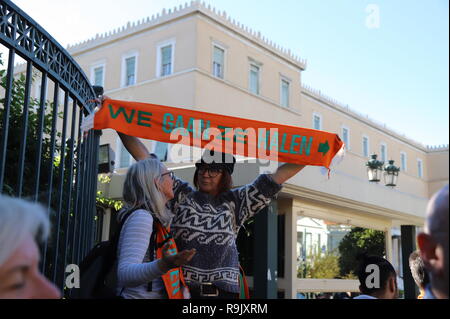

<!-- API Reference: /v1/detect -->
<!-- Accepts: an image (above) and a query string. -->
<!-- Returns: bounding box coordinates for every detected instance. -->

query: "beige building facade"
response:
[12,1,448,298]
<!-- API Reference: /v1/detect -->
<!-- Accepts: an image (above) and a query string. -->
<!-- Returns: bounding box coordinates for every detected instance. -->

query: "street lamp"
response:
[384,160,400,187]
[98,144,115,174]
[366,154,384,182]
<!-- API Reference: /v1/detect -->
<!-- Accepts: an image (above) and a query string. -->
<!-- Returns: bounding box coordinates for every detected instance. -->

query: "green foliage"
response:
[338,227,385,277]
[96,174,123,211]
[0,53,77,284]
[298,251,340,279]
[310,252,340,279]
[0,53,63,198]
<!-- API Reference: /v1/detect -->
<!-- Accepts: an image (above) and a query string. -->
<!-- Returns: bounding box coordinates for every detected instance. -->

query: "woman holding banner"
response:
[117,131,305,299]
[86,97,342,298]
[116,157,196,299]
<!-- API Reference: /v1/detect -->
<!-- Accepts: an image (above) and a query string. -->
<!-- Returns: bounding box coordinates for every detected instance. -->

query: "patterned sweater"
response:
[169,174,282,293]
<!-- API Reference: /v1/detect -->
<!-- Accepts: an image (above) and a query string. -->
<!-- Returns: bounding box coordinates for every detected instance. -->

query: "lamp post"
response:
[366,154,384,182]
[98,144,115,174]
[384,160,400,187]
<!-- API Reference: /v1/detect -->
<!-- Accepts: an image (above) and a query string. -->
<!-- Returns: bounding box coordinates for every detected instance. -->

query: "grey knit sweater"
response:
[169,174,282,293]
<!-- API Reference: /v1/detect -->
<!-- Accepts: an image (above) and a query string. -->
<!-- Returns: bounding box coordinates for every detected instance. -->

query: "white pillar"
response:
[385,227,393,263]
[284,203,297,299]
[101,208,112,241]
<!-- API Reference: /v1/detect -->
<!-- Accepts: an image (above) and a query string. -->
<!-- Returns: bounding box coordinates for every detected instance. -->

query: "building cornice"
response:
[66,1,306,70]
[301,85,449,153]
[281,183,425,226]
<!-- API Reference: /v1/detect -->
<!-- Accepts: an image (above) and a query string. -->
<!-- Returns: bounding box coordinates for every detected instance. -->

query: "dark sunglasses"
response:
[197,167,223,177]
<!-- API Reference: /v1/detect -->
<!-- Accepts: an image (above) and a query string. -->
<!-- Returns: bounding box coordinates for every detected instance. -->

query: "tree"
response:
[338,227,385,277]
[96,173,123,211]
[310,252,341,279]
[297,251,341,279]
[0,53,62,198]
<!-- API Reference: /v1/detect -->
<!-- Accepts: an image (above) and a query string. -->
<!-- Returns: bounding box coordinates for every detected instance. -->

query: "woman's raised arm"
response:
[118,132,151,161]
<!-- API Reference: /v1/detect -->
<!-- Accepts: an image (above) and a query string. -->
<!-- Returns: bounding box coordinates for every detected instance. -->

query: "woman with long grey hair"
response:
[0,195,61,299]
[116,157,196,299]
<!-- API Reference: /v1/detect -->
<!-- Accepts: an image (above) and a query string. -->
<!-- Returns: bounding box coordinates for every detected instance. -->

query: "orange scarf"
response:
[83,99,344,169]
[154,221,189,299]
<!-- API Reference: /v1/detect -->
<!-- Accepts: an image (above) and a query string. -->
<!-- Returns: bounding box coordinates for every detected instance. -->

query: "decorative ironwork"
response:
[0,0,96,111]
[0,0,101,295]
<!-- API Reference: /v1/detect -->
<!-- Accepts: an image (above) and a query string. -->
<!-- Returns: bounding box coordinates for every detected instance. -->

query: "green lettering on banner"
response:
[162,113,174,133]
[137,111,152,127]
[234,128,247,144]
[217,125,232,141]
[175,115,185,129]
[258,129,268,150]
[108,104,135,123]
[299,136,314,156]
[175,115,188,136]
[269,131,279,152]
[280,133,290,154]
[186,118,195,135]
[186,118,206,139]
[290,135,301,154]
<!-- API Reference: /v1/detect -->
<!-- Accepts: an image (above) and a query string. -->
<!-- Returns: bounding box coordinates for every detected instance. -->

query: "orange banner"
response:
[88,99,344,168]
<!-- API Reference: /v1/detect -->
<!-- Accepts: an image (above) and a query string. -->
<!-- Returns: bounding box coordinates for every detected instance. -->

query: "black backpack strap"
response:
[147,220,157,292]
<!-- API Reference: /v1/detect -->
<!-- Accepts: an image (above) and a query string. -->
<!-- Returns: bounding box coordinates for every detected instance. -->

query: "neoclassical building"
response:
[17,1,449,298]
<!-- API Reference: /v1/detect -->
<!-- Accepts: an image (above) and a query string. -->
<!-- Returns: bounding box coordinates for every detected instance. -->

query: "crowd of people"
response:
[0,129,448,300]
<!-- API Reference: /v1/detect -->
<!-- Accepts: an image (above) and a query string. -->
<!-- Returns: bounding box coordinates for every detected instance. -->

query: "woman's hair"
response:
[193,167,233,195]
[0,195,50,266]
[356,253,397,295]
[122,158,173,226]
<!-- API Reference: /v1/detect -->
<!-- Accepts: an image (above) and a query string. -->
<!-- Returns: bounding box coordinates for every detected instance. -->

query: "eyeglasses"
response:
[198,167,223,178]
[161,171,175,180]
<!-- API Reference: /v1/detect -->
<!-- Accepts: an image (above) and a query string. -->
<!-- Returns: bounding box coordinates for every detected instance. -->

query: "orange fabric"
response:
[239,265,250,299]
[93,99,344,168]
[154,221,189,299]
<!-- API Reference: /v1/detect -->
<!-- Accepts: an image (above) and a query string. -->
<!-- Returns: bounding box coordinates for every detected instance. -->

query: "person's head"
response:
[194,149,235,197]
[0,195,61,299]
[417,184,449,299]
[409,250,430,293]
[356,254,398,299]
[123,158,174,226]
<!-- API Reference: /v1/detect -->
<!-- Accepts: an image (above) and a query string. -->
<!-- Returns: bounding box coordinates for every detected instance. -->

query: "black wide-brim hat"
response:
[195,149,236,175]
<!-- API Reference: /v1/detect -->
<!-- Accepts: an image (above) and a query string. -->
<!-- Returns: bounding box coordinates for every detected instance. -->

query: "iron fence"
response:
[0,0,101,294]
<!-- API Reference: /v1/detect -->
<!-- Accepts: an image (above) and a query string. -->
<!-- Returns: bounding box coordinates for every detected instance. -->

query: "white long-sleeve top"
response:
[116,209,166,299]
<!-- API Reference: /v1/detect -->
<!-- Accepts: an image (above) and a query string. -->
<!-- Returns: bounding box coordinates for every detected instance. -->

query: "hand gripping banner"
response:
[82,99,345,169]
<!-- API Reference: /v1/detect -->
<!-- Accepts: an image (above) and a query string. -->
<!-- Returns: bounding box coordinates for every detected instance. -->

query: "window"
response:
[213,45,224,79]
[116,138,133,168]
[94,66,104,86]
[154,142,168,162]
[121,53,138,87]
[362,136,369,157]
[157,40,175,77]
[161,45,172,76]
[380,143,387,163]
[91,63,105,87]
[341,126,350,150]
[281,79,290,107]
[125,56,136,86]
[249,63,260,95]
[313,113,322,130]
[400,152,407,172]
[417,159,423,178]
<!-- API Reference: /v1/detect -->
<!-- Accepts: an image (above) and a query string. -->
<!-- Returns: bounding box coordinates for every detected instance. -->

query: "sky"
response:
[5,0,449,147]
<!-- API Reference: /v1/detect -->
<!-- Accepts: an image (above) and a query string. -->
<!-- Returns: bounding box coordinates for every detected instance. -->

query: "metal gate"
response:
[0,0,101,293]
